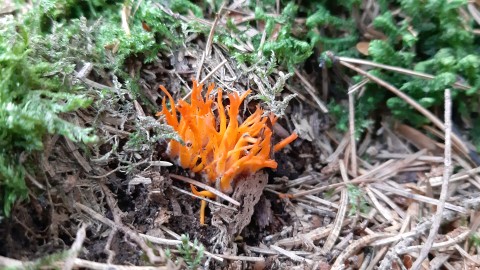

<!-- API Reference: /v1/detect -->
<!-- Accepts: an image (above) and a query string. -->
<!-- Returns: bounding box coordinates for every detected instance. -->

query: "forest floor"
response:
[1,1,480,270]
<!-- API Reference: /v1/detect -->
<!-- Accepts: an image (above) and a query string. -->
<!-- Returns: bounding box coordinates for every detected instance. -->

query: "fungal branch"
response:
[157,80,298,224]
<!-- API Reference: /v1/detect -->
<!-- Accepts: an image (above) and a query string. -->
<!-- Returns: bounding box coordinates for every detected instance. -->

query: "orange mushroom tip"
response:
[157,80,298,224]
[274,132,298,152]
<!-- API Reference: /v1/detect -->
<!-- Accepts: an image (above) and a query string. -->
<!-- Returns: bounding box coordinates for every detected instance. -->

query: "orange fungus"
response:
[158,80,297,224]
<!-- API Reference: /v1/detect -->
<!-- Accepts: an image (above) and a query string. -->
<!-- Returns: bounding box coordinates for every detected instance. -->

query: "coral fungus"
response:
[158,80,297,224]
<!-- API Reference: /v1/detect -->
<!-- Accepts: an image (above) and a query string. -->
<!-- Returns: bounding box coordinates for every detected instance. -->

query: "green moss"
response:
[309,0,480,148]
[0,15,97,216]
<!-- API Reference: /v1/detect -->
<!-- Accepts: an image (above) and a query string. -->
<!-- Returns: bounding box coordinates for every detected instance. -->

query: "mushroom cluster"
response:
[158,81,297,224]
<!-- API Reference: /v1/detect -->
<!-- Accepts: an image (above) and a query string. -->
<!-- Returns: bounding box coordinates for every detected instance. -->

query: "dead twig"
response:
[336,58,469,158]
[372,183,466,213]
[194,3,225,82]
[322,187,348,252]
[76,202,165,264]
[348,85,358,176]
[76,201,221,263]
[275,220,351,248]
[199,59,228,85]
[332,233,395,269]
[216,254,265,262]
[269,245,313,264]
[322,160,350,252]
[63,223,88,270]
[411,89,453,270]
[294,69,329,113]
[170,185,238,211]
[399,228,470,254]
[170,173,240,206]
[183,59,228,100]
[0,256,171,270]
[140,233,224,262]
[337,56,470,90]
